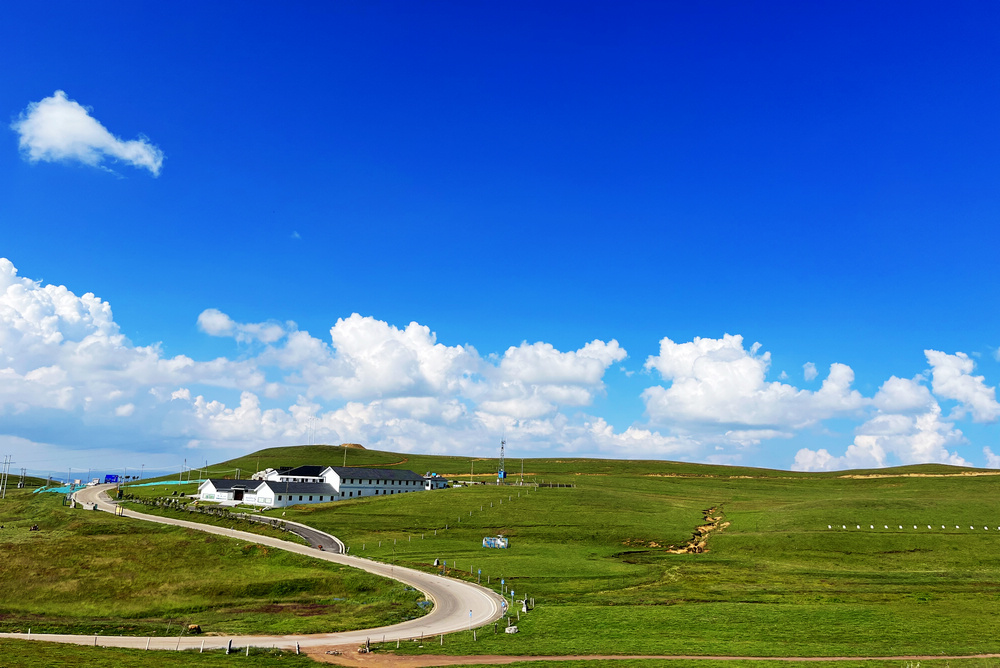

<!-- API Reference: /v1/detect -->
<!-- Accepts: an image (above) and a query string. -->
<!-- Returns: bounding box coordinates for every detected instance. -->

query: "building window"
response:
[277,495,282,501]
[309,496,313,501]
[298,495,303,501]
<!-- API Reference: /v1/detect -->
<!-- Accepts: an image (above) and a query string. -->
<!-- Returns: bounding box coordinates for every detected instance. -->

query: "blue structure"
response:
[482,535,509,548]
[104,474,121,483]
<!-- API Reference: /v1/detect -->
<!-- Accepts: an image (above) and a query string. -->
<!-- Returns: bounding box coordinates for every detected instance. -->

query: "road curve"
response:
[0,484,505,651]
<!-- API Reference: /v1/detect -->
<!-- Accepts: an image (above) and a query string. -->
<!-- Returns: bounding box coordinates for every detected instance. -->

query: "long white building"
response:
[198,464,447,508]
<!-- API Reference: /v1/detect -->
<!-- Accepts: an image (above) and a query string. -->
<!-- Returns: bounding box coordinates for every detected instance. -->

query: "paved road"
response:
[0,484,504,651]
[246,513,345,553]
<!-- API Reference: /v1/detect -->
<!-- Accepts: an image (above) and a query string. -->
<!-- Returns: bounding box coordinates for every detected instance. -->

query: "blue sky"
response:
[2,2,1000,477]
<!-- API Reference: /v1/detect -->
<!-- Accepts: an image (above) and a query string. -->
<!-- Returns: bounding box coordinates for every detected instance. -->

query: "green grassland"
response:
[207,445,1000,658]
[0,487,425,637]
[0,639,314,667]
[14,444,1000,661]
[0,643,992,668]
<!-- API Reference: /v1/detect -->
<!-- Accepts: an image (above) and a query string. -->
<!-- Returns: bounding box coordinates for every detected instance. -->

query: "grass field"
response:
[0,639,315,667]
[203,445,1000,658]
[3,641,996,668]
[0,486,425,637]
[15,444,1000,661]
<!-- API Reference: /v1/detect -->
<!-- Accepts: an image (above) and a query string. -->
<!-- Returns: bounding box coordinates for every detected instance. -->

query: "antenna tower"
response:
[497,437,507,484]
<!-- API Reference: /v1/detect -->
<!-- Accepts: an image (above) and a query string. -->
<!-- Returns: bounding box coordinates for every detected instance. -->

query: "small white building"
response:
[197,479,261,504]
[424,474,449,490]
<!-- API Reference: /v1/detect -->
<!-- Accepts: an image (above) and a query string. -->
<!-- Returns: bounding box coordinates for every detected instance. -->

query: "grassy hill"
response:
[138,443,1000,658]
[207,442,988,481]
[0,486,425,637]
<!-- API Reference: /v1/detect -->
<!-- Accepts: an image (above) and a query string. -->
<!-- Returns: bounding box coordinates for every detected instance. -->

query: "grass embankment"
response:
[0,488,425,636]
[213,447,1000,658]
[0,639,313,667]
[116,482,310,546]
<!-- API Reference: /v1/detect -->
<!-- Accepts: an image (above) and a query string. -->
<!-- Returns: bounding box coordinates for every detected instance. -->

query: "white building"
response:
[254,480,339,508]
[199,465,445,508]
[197,479,261,504]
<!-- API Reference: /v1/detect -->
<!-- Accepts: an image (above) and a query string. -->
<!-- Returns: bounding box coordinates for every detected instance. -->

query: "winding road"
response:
[0,484,505,652]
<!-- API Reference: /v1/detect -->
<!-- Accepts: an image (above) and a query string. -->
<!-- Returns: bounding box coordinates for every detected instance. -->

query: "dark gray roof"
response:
[258,481,339,495]
[329,467,424,481]
[205,479,261,492]
[280,465,326,477]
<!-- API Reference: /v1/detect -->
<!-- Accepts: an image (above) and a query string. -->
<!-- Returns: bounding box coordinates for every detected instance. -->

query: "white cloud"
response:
[7,258,1000,471]
[0,259,262,421]
[11,91,163,175]
[497,340,625,385]
[925,349,1000,422]
[984,447,1000,469]
[641,335,864,433]
[872,376,935,414]
[793,403,967,471]
[793,372,976,472]
[0,262,637,466]
[803,362,818,381]
[197,308,287,344]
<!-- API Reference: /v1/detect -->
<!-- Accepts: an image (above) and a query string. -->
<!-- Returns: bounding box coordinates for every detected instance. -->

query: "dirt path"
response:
[305,645,1000,666]
[664,506,729,554]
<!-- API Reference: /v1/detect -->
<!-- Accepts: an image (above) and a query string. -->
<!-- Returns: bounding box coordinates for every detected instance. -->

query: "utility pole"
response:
[0,455,10,499]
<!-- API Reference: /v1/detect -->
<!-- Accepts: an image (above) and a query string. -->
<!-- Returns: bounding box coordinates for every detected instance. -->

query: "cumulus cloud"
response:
[197,308,287,344]
[803,362,818,381]
[11,90,163,175]
[925,349,1000,422]
[7,257,1000,471]
[872,376,935,414]
[641,334,864,434]
[793,369,977,472]
[793,403,967,471]
[0,258,262,421]
[984,446,1000,469]
[0,260,636,467]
